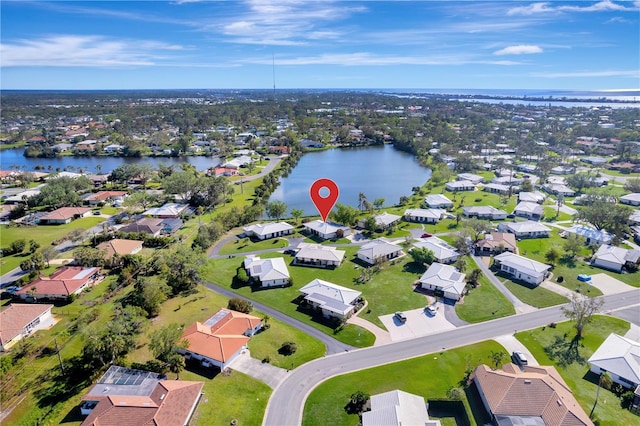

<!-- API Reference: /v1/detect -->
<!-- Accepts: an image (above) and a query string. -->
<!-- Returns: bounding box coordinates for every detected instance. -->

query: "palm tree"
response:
[590,371,613,418]
[358,192,367,211]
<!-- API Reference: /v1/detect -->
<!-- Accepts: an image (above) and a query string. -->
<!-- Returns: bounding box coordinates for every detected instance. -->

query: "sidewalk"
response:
[231,350,289,389]
[347,301,391,346]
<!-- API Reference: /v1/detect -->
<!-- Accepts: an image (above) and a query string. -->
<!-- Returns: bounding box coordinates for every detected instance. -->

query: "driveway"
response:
[588,273,637,295]
[493,334,539,366]
[230,350,288,389]
[380,305,456,342]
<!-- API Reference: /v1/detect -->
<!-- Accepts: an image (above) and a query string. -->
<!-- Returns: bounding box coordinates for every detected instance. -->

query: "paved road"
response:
[610,304,640,326]
[0,267,27,287]
[202,281,354,355]
[263,289,640,426]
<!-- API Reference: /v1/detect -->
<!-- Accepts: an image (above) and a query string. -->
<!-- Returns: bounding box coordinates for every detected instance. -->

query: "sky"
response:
[1,0,639,91]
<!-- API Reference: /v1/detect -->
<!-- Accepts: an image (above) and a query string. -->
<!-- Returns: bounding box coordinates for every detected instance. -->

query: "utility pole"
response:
[54,337,65,373]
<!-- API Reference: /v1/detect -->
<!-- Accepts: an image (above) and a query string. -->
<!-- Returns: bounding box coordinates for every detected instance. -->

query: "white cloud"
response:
[493,45,543,55]
[531,70,639,78]
[0,35,186,67]
[508,0,639,16]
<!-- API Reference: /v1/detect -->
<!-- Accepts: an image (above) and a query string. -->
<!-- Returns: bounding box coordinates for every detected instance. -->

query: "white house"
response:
[143,203,191,218]
[562,225,612,246]
[299,279,361,320]
[362,390,441,426]
[244,256,290,287]
[293,243,346,267]
[620,193,640,206]
[457,173,484,184]
[404,208,445,224]
[483,183,511,195]
[359,212,401,230]
[588,333,640,389]
[413,237,459,264]
[542,183,575,197]
[303,220,351,240]
[513,201,544,220]
[424,194,453,209]
[445,180,476,192]
[493,252,551,285]
[498,221,551,238]
[0,304,55,351]
[493,175,524,186]
[462,206,508,220]
[518,191,546,204]
[591,244,640,273]
[357,238,404,265]
[419,263,466,301]
[243,222,294,240]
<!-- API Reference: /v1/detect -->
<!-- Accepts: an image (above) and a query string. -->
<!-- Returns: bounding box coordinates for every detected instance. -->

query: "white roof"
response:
[303,220,349,235]
[243,256,290,281]
[458,173,483,182]
[446,180,475,189]
[588,333,640,385]
[462,206,507,216]
[363,389,439,426]
[514,201,544,215]
[500,221,551,234]
[404,208,445,220]
[518,191,546,203]
[418,263,466,296]
[357,238,402,259]
[243,222,293,237]
[593,244,629,265]
[373,212,401,227]
[143,203,189,217]
[413,237,458,261]
[424,194,453,207]
[621,193,640,203]
[565,226,612,244]
[299,279,361,315]
[483,183,510,192]
[295,243,346,262]
[494,252,551,276]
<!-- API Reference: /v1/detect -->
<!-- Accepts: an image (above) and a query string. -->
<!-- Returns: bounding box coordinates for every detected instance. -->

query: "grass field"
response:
[455,259,516,323]
[0,217,106,274]
[515,315,634,426]
[303,340,507,426]
[219,236,289,255]
[502,278,569,307]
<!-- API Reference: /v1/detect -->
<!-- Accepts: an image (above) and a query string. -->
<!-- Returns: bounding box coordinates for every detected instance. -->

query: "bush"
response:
[278,341,297,356]
[228,297,252,314]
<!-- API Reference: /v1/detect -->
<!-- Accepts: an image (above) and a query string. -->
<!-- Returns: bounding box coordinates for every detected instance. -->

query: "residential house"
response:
[562,225,612,245]
[84,191,127,205]
[103,144,125,153]
[119,218,164,236]
[518,191,546,204]
[0,204,17,221]
[492,175,524,186]
[588,333,640,389]
[85,174,108,187]
[629,210,640,226]
[293,243,345,268]
[457,173,484,184]
[542,183,576,197]
[52,143,73,152]
[498,221,551,239]
[38,207,92,225]
[404,208,445,224]
[212,167,239,177]
[493,252,551,285]
[476,232,518,255]
[356,238,404,265]
[620,193,640,206]
[143,203,191,218]
[303,220,351,240]
[418,263,466,301]
[299,279,361,320]
[445,180,476,192]
[359,212,401,230]
[244,256,290,287]
[413,236,459,264]
[268,145,290,155]
[483,183,511,195]
[222,155,254,169]
[180,309,262,370]
[16,266,100,301]
[472,363,592,426]
[0,304,55,351]
[362,390,441,426]
[591,244,640,273]
[96,239,143,261]
[513,201,544,220]
[517,164,537,173]
[424,194,453,209]
[243,222,294,240]
[551,165,575,175]
[80,365,203,425]
[581,156,608,166]
[462,206,507,220]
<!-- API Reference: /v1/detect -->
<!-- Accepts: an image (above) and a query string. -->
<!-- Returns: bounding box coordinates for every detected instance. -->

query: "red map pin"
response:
[310,178,339,222]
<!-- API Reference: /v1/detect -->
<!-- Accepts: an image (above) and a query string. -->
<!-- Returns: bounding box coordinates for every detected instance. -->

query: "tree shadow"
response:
[59,406,84,424]
[403,261,426,274]
[559,256,577,268]
[544,334,586,367]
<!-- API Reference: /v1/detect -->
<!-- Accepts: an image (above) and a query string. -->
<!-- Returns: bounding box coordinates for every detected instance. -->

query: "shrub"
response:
[228,297,252,314]
[279,341,297,356]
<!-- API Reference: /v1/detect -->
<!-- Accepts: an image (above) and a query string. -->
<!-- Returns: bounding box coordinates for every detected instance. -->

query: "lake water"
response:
[268,145,431,216]
[0,149,220,173]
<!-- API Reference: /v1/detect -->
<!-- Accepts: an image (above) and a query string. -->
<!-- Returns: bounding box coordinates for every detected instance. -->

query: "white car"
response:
[425,306,437,316]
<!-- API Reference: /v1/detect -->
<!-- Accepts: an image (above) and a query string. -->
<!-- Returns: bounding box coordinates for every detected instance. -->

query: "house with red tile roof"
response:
[96,239,143,259]
[180,309,262,370]
[38,207,92,224]
[84,191,128,205]
[472,363,592,426]
[0,304,55,351]
[80,365,203,426]
[16,266,100,301]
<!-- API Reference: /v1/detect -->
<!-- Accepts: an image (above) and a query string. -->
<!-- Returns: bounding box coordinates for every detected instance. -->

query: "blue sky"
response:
[1,0,639,90]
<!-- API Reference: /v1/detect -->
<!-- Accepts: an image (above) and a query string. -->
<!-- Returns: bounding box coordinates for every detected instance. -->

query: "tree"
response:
[410,247,435,266]
[162,171,206,203]
[40,246,58,268]
[398,195,410,206]
[466,268,482,287]
[624,178,640,193]
[265,200,288,220]
[490,350,506,369]
[149,323,188,364]
[358,192,368,211]
[363,216,378,232]
[132,278,169,317]
[464,218,491,242]
[279,341,297,356]
[520,179,533,192]
[161,246,203,295]
[347,391,370,414]
[566,173,596,194]
[454,257,467,273]
[577,199,631,234]
[20,252,45,272]
[28,240,40,254]
[166,352,186,379]
[123,191,158,212]
[290,208,304,224]
[561,294,604,338]
[544,248,560,266]
[373,198,385,210]
[228,297,253,314]
[8,239,26,255]
[590,372,613,418]
[330,203,359,226]
[73,247,106,267]
[563,234,584,259]
[447,387,464,401]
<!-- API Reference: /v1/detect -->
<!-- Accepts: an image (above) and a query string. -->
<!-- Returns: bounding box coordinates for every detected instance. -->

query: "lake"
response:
[267,145,431,216]
[0,149,220,173]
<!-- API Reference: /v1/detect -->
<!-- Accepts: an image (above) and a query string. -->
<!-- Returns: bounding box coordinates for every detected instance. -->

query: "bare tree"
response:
[561,294,604,338]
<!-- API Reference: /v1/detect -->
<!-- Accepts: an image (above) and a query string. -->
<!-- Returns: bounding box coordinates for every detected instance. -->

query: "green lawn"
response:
[515,315,634,426]
[0,217,106,274]
[455,259,515,323]
[219,236,289,255]
[502,278,569,307]
[303,340,507,426]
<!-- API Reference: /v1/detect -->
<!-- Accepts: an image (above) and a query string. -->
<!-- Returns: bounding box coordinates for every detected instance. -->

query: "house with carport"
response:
[244,255,290,287]
[462,206,507,220]
[483,183,511,195]
[293,243,345,268]
[518,191,546,204]
[358,212,401,230]
[620,193,640,206]
[498,221,551,239]
[424,194,453,209]
[588,333,640,390]
[38,207,92,225]
[513,201,544,220]
[418,263,466,302]
[303,220,351,240]
[493,252,550,285]
[243,222,294,240]
[16,266,100,301]
[413,237,459,264]
[299,279,361,320]
[476,232,517,255]
[356,238,404,265]
[96,238,143,260]
[445,180,476,192]
[591,244,640,273]
[0,304,55,351]
[404,208,445,224]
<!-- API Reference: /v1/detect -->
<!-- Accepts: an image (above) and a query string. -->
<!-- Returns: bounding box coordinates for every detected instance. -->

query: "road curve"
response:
[263,289,640,426]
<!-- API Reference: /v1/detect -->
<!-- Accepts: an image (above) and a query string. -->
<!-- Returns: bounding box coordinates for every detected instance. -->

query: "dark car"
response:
[421,233,432,238]
[394,312,407,323]
[506,214,516,219]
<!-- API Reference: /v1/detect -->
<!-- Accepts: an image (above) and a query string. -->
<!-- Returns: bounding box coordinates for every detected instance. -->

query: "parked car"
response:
[577,274,591,282]
[506,214,516,219]
[425,306,437,316]
[4,286,19,294]
[394,311,407,323]
[512,351,528,366]
[421,233,432,238]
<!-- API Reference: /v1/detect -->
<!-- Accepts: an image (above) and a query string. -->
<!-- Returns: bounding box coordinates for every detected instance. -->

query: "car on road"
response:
[93,210,101,215]
[506,214,516,219]
[512,351,528,366]
[421,233,432,238]
[577,274,591,282]
[425,306,437,316]
[394,311,407,323]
